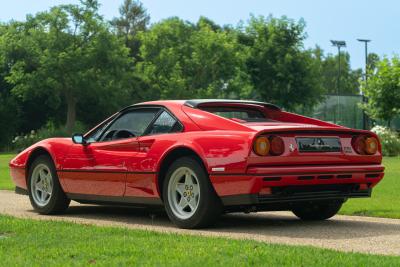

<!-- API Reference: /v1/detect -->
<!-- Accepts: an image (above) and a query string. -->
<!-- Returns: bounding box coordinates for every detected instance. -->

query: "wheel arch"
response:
[156,146,209,200]
[25,147,54,184]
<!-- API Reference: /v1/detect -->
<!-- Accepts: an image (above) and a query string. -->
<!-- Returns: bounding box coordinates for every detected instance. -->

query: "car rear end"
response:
[220,127,384,212]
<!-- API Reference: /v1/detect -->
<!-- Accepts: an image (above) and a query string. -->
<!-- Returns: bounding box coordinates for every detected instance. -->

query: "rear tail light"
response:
[269,136,285,155]
[254,136,270,156]
[352,135,378,155]
[365,137,378,154]
[253,135,284,156]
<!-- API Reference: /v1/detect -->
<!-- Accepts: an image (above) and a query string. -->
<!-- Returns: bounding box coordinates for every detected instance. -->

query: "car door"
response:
[125,109,183,198]
[61,108,160,197]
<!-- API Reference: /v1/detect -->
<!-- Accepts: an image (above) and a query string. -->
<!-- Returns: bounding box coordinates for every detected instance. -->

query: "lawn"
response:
[0,154,14,190]
[0,154,399,219]
[340,157,400,219]
[0,215,398,266]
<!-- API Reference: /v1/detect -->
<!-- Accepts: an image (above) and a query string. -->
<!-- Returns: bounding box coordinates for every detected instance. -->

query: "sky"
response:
[0,0,399,70]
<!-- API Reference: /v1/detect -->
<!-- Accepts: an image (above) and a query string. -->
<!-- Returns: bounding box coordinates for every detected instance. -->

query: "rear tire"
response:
[292,200,343,221]
[27,155,70,214]
[163,157,222,229]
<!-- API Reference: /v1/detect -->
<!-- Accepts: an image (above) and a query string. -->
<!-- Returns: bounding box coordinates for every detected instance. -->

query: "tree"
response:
[136,17,252,99]
[361,56,400,126]
[4,0,133,133]
[312,47,362,95]
[367,53,380,73]
[242,16,324,110]
[111,0,150,58]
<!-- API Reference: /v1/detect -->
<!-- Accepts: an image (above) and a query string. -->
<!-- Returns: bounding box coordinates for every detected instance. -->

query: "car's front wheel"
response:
[163,157,222,229]
[291,200,343,221]
[28,155,70,214]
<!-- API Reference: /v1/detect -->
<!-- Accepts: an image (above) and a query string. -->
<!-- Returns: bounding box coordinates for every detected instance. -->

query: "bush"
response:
[12,121,86,152]
[371,125,400,156]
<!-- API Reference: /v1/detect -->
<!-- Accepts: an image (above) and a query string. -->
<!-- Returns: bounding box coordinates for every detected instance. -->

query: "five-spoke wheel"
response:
[28,155,70,214]
[163,157,222,229]
[167,167,200,219]
[31,164,53,207]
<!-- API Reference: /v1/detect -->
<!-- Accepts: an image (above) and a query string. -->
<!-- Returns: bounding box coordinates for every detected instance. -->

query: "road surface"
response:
[1,190,399,256]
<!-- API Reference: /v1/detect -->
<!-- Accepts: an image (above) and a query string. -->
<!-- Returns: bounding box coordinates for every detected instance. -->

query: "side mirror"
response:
[72,133,87,145]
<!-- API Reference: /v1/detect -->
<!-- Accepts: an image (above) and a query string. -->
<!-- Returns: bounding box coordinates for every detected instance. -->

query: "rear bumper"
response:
[210,164,384,206]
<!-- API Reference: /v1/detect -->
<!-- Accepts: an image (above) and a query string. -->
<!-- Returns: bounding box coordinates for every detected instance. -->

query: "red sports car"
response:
[10,100,384,228]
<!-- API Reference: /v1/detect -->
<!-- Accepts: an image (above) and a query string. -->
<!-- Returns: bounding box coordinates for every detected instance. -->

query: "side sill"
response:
[66,193,163,206]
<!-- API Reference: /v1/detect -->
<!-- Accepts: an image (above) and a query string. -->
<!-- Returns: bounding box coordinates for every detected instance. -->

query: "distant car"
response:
[10,100,384,228]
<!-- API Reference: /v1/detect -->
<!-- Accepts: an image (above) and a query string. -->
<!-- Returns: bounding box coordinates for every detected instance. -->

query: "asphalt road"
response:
[1,190,399,256]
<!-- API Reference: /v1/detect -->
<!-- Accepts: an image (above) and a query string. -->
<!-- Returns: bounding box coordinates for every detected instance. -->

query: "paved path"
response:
[1,190,399,256]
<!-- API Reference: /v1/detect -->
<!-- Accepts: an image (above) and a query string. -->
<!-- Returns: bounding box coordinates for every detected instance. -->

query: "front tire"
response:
[163,157,222,229]
[27,155,70,214]
[292,200,343,221]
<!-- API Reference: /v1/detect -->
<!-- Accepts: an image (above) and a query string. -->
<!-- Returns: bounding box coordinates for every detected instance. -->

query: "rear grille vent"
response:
[263,177,282,182]
[298,176,314,180]
[337,174,352,179]
[365,173,380,179]
[317,175,334,180]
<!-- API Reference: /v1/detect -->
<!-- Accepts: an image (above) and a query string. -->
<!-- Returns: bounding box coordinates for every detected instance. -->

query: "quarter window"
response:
[148,111,179,135]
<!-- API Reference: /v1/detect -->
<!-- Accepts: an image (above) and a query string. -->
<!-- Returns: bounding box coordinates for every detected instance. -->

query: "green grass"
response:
[0,215,399,266]
[0,154,14,190]
[1,153,400,219]
[340,157,400,219]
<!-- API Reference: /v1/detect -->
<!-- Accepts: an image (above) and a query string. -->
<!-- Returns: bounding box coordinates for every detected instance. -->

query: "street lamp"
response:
[357,39,371,130]
[330,40,346,123]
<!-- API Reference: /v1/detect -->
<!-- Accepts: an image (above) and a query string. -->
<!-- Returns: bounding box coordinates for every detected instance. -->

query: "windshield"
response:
[199,107,271,122]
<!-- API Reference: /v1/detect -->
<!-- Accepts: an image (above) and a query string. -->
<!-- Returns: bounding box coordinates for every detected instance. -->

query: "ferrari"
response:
[9,99,384,228]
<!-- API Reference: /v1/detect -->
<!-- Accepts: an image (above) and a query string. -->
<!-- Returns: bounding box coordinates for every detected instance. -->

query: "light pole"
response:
[330,40,346,123]
[357,39,371,129]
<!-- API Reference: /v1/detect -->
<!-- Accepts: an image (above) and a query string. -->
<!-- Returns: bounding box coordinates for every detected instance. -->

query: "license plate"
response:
[296,137,341,153]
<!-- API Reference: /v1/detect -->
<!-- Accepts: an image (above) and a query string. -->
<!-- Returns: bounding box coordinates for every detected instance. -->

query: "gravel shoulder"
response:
[1,190,399,256]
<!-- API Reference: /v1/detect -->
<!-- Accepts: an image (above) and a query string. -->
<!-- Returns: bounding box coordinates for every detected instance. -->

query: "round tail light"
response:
[352,136,378,155]
[269,136,285,155]
[365,137,378,155]
[254,136,270,156]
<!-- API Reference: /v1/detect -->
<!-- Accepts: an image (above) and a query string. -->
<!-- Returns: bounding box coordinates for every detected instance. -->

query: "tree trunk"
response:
[65,90,77,135]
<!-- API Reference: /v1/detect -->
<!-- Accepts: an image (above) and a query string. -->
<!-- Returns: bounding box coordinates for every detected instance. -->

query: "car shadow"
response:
[35,202,400,241]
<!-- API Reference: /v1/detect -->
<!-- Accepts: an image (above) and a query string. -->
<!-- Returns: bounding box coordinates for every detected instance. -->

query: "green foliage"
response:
[312,46,363,95]
[111,0,150,58]
[361,56,400,124]
[11,122,87,151]
[0,1,371,150]
[3,0,134,134]
[136,17,252,99]
[242,16,324,110]
[371,125,400,156]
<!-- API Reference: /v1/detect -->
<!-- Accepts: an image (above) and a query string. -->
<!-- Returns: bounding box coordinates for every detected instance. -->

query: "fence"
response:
[297,94,364,129]
[300,94,400,130]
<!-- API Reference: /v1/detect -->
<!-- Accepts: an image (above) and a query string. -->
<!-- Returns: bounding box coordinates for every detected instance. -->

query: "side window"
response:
[147,111,180,135]
[101,109,159,141]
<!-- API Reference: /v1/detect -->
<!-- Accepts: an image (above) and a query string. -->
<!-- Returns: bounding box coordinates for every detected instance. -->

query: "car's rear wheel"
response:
[28,155,70,214]
[163,157,222,229]
[291,200,343,221]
